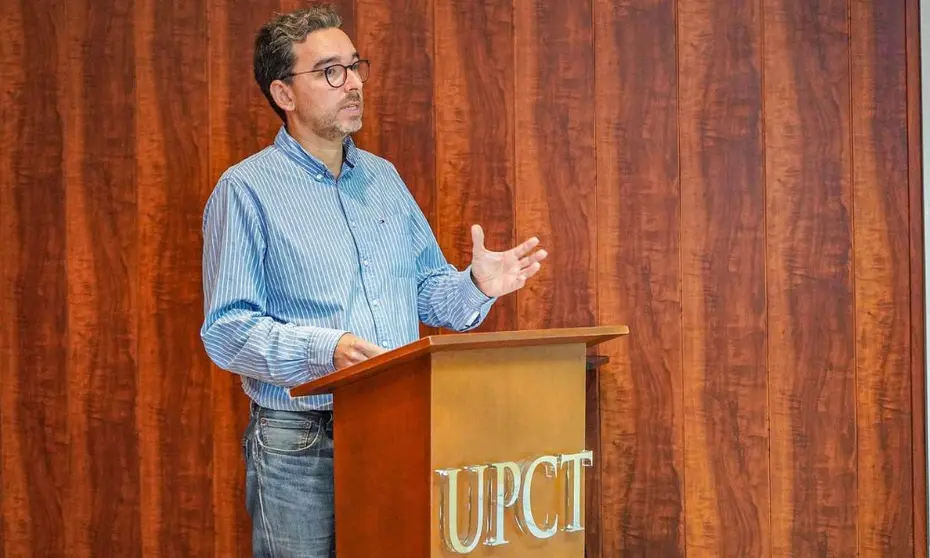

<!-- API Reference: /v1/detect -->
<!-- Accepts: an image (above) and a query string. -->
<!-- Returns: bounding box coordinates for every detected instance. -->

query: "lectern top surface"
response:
[288,325,628,398]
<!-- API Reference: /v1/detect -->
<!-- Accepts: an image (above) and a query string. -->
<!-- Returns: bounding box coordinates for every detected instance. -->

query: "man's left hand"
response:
[469,224,548,298]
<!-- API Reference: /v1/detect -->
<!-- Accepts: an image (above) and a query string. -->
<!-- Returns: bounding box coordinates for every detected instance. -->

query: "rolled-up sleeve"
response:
[200,177,346,386]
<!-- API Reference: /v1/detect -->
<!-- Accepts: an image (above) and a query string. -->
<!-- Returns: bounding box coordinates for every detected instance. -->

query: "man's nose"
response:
[343,68,363,91]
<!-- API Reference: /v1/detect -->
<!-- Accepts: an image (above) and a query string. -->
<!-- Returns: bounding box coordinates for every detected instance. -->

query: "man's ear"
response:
[269,80,295,113]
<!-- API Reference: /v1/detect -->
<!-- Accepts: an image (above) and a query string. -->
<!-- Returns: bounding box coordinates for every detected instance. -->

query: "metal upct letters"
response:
[435,450,594,554]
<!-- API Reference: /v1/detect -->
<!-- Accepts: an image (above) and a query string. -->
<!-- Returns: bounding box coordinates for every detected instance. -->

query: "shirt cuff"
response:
[461,266,495,308]
[305,327,348,378]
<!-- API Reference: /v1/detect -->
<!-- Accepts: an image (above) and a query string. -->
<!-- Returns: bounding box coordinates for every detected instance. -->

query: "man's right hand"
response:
[333,333,387,370]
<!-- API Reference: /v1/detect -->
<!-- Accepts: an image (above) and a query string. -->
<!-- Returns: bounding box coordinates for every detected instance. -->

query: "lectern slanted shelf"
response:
[289,325,629,557]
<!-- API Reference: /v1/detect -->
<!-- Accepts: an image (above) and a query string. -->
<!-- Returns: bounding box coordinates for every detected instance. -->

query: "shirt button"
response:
[380,340,390,348]
[362,259,370,266]
[349,220,357,228]
[372,299,380,307]
[316,173,323,180]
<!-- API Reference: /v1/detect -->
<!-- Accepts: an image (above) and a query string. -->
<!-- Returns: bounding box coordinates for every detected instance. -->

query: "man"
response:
[200,4,547,557]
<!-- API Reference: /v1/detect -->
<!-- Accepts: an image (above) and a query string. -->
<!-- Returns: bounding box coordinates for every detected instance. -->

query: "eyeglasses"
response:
[281,59,371,88]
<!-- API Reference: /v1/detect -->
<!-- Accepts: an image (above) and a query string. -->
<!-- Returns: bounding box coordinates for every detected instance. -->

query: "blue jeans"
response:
[244,403,335,557]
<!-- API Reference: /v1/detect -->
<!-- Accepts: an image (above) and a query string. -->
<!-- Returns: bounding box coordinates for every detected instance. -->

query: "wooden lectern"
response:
[289,325,629,557]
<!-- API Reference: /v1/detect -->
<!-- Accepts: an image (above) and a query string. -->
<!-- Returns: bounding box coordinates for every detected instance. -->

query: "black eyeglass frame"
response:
[280,59,371,88]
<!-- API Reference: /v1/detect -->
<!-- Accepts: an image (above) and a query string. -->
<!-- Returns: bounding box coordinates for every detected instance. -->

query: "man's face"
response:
[284,28,364,140]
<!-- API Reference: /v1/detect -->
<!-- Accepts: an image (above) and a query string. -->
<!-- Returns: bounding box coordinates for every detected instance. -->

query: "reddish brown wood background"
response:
[1,0,926,555]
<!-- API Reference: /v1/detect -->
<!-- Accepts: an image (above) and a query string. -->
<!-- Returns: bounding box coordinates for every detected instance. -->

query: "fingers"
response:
[522,261,542,278]
[473,227,543,261]
[503,260,544,294]
[518,248,548,269]
[516,261,543,286]
[333,333,387,369]
[355,337,387,358]
[334,350,366,370]
[511,236,540,259]
[471,224,486,252]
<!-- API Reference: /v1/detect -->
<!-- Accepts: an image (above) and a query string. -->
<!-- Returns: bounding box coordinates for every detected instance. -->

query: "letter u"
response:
[436,465,488,554]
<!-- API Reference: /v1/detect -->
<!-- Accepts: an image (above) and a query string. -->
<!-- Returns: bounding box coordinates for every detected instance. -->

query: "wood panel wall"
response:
[1,0,925,556]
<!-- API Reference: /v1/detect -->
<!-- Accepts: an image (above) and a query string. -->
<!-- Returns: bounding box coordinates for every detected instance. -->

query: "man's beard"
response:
[313,96,363,141]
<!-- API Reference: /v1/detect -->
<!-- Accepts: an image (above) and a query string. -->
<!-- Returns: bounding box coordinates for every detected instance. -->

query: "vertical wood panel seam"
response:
[62,5,73,550]
[674,0,687,555]
[510,0,520,298]
[904,0,929,549]
[590,0,598,335]
[206,0,215,552]
[905,0,921,547]
[591,0,598,336]
[760,0,772,556]
[511,0,519,331]
[133,0,143,550]
[589,0,601,555]
[430,0,438,283]
[62,3,73,548]
[132,5,142,551]
[846,0,860,555]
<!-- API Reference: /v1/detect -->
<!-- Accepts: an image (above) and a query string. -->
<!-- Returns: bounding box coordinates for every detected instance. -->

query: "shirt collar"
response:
[274,125,359,178]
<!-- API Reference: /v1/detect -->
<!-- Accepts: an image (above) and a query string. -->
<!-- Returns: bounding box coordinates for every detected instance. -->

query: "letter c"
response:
[517,455,559,539]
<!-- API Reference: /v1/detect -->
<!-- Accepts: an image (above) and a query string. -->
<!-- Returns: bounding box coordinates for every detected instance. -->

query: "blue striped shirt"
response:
[200,126,496,411]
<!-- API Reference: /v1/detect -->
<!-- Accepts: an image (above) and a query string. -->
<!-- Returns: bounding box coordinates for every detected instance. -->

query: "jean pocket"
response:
[256,416,323,454]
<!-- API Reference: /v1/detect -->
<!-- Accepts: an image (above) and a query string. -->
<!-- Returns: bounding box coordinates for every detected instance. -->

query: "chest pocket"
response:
[374,212,416,278]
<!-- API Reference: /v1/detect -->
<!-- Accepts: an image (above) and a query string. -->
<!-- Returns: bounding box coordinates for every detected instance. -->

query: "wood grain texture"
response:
[515,0,596,331]
[851,0,914,555]
[906,0,928,553]
[0,2,21,555]
[135,0,213,554]
[764,0,857,555]
[334,356,432,556]
[679,1,769,556]
[332,0,355,43]
[209,0,294,170]
[0,2,69,555]
[593,0,683,556]
[63,0,140,555]
[434,0,515,333]
[354,0,434,222]
[0,3,11,547]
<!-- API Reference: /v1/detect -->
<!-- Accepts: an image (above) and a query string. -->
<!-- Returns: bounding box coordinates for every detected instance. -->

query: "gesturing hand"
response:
[333,333,386,370]
[469,224,548,298]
